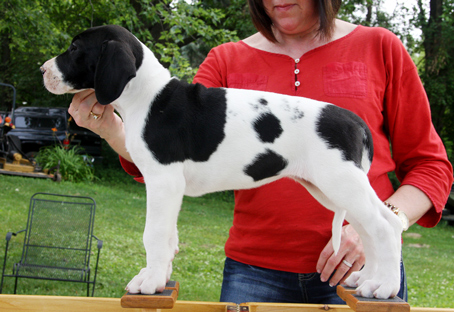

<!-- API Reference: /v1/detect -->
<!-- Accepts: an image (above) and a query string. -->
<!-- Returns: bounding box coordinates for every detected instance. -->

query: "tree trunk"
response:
[0,28,12,109]
[420,0,445,135]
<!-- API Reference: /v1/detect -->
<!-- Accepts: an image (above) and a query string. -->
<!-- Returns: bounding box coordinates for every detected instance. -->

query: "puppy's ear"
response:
[95,40,137,105]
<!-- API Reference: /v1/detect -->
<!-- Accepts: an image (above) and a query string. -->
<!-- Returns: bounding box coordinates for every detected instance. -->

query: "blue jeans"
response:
[220,257,408,304]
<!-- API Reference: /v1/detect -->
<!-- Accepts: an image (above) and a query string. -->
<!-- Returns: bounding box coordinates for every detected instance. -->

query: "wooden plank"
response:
[0,295,126,312]
[1,295,453,312]
[245,302,351,312]
[0,295,230,312]
[337,286,410,312]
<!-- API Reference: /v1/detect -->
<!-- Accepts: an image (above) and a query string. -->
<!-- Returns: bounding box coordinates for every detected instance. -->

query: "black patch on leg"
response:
[244,149,288,181]
[253,113,283,143]
[143,79,227,164]
[316,105,373,168]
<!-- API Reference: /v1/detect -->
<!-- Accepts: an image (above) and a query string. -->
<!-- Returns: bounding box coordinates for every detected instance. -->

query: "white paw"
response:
[344,267,399,299]
[356,279,399,299]
[373,282,399,299]
[344,271,361,287]
[356,280,381,298]
[354,275,400,299]
[126,266,169,294]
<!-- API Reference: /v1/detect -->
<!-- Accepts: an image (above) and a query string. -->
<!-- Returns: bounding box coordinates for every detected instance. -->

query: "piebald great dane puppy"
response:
[41,25,403,299]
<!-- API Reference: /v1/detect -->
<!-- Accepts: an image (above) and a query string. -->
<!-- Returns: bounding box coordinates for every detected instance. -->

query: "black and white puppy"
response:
[41,25,402,299]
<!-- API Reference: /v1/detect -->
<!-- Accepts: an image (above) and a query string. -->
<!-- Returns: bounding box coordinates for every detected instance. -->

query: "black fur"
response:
[56,25,143,104]
[143,79,227,165]
[259,98,268,106]
[244,149,288,181]
[253,112,283,143]
[291,107,305,121]
[316,105,373,168]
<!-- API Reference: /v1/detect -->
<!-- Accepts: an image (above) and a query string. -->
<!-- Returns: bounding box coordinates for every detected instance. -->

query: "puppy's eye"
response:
[69,44,78,52]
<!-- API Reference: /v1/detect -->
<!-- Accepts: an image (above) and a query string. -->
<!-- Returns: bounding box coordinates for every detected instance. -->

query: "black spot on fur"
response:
[292,108,304,121]
[316,105,373,168]
[253,113,283,143]
[259,98,268,106]
[244,149,288,181]
[143,79,227,164]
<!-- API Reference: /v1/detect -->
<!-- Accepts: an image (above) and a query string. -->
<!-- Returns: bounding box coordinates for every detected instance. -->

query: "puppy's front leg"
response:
[127,169,185,294]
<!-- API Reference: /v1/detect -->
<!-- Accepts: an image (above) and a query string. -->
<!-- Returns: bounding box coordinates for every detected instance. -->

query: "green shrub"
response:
[35,145,95,182]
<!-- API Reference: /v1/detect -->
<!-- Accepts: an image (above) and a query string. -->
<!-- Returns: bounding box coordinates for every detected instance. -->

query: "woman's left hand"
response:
[316,224,365,286]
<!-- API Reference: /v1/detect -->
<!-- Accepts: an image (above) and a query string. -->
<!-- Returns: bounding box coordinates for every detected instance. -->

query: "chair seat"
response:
[13,263,90,281]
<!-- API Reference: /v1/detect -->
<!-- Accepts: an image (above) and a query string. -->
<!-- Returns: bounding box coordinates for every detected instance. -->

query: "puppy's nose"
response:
[40,66,46,75]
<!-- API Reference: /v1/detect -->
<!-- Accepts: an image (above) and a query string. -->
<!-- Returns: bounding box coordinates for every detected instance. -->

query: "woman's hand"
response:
[69,89,133,162]
[316,224,365,287]
[69,90,121,140]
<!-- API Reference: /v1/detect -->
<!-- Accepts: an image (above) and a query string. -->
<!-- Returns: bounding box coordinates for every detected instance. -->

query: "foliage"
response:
[0,0,246,108]
[414,0,454,160]
[2,0,453,161]
[35,145,95,182]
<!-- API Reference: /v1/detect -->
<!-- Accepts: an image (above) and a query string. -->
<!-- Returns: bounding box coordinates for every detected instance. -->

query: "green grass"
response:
[402,222,454,308]
[0,173,232,301]
[1,171,454,308]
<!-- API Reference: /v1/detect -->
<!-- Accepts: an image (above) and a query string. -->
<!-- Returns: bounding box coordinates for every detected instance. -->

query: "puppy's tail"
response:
[332,209,346,255]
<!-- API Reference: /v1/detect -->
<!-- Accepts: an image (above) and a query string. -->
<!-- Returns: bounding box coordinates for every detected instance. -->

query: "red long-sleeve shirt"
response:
[120,25,452,273]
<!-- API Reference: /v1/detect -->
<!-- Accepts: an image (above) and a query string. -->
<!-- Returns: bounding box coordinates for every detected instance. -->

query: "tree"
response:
[415,0,454,158]
[0,0,246,107]
[1,0,453,162]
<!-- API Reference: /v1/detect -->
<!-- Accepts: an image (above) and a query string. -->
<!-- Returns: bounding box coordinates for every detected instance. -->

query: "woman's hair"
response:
[248,0,342,42]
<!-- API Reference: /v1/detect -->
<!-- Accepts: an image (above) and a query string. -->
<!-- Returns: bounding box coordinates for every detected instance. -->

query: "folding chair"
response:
[1,192,102,296]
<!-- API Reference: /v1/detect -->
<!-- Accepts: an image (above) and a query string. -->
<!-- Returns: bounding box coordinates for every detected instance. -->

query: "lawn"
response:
[1,172,453,308]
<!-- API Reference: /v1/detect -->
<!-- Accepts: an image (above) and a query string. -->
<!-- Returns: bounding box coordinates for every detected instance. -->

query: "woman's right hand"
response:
[69,89,123,141]
[69,89,133,162]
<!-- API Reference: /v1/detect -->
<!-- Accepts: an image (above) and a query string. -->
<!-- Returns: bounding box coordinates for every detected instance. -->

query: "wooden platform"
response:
[337,286,410,312]
[1,294,453,312]
[121,281,179,310]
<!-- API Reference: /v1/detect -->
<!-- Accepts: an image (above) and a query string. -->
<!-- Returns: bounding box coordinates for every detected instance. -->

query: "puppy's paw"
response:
[126,267,167,294]
[344,271,361,288]
[356,280,380,298]
[373,283,399,299]
[356,279,399,299]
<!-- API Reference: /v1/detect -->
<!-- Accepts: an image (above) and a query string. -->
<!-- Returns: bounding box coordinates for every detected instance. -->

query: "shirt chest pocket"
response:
[323,62,368,98]
[227,73,268,91]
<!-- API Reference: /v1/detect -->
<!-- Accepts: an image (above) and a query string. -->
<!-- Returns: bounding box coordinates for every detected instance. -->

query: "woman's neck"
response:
[243,19,357,60]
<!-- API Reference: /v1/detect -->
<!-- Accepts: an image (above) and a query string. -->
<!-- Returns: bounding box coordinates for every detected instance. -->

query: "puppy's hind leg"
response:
[313,167,401,299]
[293,178,346,255]
[296,161,402,299]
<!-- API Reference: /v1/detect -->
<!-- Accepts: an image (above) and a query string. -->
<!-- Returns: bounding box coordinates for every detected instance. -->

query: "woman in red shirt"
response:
[68,0,452,304]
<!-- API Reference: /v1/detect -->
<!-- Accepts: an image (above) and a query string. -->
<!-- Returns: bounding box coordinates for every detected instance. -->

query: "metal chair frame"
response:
[1,192,102,296]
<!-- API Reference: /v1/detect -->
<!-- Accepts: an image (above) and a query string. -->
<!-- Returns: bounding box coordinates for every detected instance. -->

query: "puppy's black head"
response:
[56,25,143,104]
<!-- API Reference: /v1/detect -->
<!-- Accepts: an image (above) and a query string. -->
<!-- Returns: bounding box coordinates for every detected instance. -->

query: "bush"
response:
[35,145,95,182]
